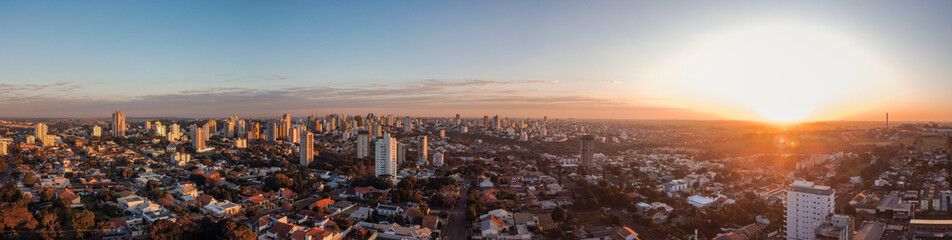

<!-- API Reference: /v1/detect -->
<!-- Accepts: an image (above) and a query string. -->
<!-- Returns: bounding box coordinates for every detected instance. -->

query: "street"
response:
[445,179,472,240]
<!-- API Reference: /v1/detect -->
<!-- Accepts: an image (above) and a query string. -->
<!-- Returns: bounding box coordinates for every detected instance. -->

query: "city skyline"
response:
[3,1,952,121]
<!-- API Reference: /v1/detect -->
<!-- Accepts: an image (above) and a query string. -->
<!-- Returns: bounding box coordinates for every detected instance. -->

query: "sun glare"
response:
[672,22,884,122]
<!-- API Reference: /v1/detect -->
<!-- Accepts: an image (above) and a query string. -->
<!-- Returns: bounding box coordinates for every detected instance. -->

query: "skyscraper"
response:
[191,124,207,153]
[404,117,413,132]
[169,124,180,141]
[112,111,126,137]
[34,123,47,140]
[282,113,292,137]
[357,130,370,158]
[300,128,314,166]
[397,142,407,165]
[580,134,595,170]
[92,125,102,137]
[785,181,835,240]
[0,138,12,156]
[432,152,444,167]
[375,132,397,178]
[418,136,428,166]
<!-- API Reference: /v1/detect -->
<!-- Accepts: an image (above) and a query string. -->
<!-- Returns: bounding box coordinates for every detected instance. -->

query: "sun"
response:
[671,21,882,122]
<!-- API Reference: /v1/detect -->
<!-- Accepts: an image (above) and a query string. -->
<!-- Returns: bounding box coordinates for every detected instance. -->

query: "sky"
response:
[1,1,951,121]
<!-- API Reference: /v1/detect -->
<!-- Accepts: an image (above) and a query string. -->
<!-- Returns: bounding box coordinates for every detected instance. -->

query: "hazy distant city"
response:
[3,1,952,240]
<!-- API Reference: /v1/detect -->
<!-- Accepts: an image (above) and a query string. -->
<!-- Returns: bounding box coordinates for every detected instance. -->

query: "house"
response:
[611,226,640,240]
[422,215,440,231]
[339,186,377,199]
[277,188,298,200]
[376,204,404,216]
[349,207,373,221]
[244,194,269,207]
[203,200,241,218]
[50,188,82,206]
[308,198,335,209]
[404,207,425,222]
[479,178,495,188]
[365,222,432,240]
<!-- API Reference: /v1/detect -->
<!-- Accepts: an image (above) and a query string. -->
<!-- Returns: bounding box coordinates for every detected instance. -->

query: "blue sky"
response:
[1,1,951,120]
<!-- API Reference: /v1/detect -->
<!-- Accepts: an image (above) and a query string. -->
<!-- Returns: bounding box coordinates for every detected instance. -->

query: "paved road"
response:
[446,180,472,240]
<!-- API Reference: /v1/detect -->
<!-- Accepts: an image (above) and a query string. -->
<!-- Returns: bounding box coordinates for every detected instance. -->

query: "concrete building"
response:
[786,181,835,240]
[432,152,444,167]
[580,134,595,170]
[375,133,397,179]
[112,110,126,137]
[300,129,314,166]
[418,136,428,166]
[357,130,371,158]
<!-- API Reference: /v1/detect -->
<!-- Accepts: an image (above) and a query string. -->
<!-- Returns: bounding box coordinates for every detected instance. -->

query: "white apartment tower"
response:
[92,125,102,137]
[300,129,314,166]
[785,181,835,240]
[375,132,397,178]
[418,136,428,166]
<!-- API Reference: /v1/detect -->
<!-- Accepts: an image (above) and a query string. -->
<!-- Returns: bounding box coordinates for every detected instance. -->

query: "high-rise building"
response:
[34,123,47,140]
[112,111,126,137]
[397,143,407,165]
[191,124,207,153]
[267,122,278,142]
[248,122,260,140]
[418,136,428,166]
[92,125,102,137]
[404,117,413,132]
[169,124,181,141]
[281,113,292,137]
[580,134,595,169]
[0,138,12,156]
[207,120,218,136]
[455,114,461,125]
[357,130,370,158]
[290,125,301,143]
[375,132,397,178]
[785,181,835,240]
[300,129,314,166]
[145,121,152,131]
[492,115,500,129]
[483,115,490,128]
[432,152,444,167]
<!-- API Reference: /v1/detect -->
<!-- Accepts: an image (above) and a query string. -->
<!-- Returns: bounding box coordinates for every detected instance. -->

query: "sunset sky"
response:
[1,1,951,121]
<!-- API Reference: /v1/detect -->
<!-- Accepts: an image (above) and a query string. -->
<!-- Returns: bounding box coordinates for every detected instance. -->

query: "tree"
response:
[220,221,256,240]
[0,206,37,232]
[23,173,35,187]
[465,205,478,221]
[149,219,183,240]
[69,210,96,239]
[551,206,567,222]
[37,212,60,240]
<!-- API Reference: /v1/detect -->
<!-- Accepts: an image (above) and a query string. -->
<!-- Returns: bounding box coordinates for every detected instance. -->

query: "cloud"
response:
[0,79,697,119]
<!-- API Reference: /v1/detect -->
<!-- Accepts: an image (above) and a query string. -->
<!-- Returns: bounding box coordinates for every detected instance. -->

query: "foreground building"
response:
[786,181,835,240]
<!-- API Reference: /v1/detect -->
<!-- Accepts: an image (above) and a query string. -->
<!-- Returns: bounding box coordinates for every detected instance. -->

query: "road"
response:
[445,179,472,240]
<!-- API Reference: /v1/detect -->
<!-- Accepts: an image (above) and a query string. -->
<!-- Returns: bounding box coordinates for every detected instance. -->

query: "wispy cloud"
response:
[0,79,696,118]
